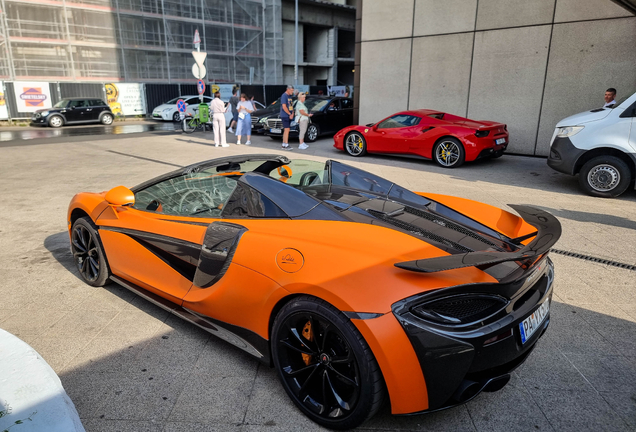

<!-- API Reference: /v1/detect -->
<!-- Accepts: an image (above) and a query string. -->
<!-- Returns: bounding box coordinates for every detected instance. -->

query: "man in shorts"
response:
[280,85,294,150]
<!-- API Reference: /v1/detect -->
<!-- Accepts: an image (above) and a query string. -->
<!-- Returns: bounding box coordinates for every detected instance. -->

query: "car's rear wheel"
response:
[306,124,319,143]
[48,115,63,128]
[433,137,465,168]
[70,217,111,287]
[344,132,367,157]
[100,113,113,125]
[271,296,385,430]
[579,155,631,198]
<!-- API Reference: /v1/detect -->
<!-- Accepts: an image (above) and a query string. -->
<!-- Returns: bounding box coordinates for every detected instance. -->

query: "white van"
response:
[547,90,636,197]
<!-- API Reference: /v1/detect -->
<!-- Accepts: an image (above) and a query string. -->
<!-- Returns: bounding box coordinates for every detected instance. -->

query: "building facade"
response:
[356,0,636,156]
[0,0,283,84]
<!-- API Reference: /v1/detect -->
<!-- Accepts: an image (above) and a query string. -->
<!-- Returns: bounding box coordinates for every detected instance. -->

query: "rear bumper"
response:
[463,133,509,161]
[393,259,554,412]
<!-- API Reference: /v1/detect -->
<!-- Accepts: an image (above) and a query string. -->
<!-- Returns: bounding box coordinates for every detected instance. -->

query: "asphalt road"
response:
[0,132,635,432]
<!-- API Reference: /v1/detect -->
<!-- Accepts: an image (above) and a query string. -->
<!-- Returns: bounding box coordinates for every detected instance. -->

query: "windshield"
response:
[614,89,636,109]
[165,97,181,104]
[53,100,69,108]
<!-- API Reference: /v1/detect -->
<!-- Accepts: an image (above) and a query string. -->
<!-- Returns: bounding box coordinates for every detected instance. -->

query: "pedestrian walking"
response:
[210,92,229,147]
[295,92,313,150]
[235,93,254,145]
[280,85,294,150]
[228,88,239,133]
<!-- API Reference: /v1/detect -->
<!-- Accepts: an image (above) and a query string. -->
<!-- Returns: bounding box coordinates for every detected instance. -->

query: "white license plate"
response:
[270,128,281,134]
[519,300,550,344]
[496,138,506,145]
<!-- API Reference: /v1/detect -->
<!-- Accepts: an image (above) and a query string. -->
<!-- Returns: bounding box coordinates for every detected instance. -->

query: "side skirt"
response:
[110,275,271,364]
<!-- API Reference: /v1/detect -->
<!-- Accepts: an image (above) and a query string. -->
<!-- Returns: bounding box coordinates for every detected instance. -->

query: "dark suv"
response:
[30,98,114,128]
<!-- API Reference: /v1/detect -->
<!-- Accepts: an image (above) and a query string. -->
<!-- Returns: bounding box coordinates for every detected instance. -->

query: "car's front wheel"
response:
[100,113,113,125]
[48,115,63,128]
[433,137,465,168]
[306,124,319,143]
[579,155,631,198]
[271,296,385,430]
[344,132,367,157]
[172,111,181,122]
[70,217,111,287]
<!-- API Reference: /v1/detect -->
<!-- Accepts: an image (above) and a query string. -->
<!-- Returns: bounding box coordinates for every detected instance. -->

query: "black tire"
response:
[271,296,385,430]
[344,132,367,157]
[578,155,631,198]
[433,137,465,168]
[172,111,181,122]
[100,113,113,125]
[48,115,64,128]
[306,124,319,143]
[70,217,111,287]
[182,118,197,134]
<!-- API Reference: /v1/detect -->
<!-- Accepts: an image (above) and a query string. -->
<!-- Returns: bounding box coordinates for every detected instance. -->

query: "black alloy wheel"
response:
[272,296,385,430]
[344,132,367,157]
[70,217,111,287]
[306,124,319,143]
[579,155,631,198]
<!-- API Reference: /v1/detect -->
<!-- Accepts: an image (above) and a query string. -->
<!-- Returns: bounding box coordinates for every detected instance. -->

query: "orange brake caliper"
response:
[301,321,314,366]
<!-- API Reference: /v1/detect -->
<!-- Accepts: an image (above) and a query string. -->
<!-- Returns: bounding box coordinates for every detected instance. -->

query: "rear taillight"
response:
[475,130,490,138]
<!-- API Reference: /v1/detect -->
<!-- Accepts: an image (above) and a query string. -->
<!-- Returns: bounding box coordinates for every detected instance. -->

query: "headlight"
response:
[290,120,298,127]
[40,111,49,116]
[556,126,584,138]
[162,108,172,114]
[258,118,267,124]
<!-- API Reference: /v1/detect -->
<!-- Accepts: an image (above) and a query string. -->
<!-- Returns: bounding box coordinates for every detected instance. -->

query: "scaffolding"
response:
[0,0,283,84]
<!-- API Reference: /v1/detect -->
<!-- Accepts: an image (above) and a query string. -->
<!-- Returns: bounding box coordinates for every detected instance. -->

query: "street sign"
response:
[192,63,206,79]
[176,99,186,113]
[197,80,205,95]
[193,29,201,51]
[192,51,207,67]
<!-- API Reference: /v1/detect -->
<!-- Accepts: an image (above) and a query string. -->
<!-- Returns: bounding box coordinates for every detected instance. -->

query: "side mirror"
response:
[105,186,135,206]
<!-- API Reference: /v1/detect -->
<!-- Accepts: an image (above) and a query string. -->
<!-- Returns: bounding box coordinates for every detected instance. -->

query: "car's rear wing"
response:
[394,205,561,276]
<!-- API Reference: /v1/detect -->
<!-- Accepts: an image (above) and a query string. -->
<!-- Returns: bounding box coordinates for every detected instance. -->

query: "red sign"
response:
[197,80,205,95]
[193,29,201,45]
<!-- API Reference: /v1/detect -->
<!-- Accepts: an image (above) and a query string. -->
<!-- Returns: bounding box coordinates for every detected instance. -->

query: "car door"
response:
[95,170,242,303]
[88,99,106,121]
[339,98,354,131]
[65,100,90,123]
[370,114,421,153]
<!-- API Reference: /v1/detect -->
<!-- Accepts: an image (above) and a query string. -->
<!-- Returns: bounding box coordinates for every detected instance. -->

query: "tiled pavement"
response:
[0,132,634,431]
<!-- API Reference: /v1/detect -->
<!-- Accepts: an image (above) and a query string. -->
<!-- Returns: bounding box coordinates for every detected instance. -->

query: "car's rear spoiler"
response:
[394,205,561,274]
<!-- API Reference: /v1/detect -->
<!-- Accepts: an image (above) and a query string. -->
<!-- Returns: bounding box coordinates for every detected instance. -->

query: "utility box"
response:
[197,103,209,123]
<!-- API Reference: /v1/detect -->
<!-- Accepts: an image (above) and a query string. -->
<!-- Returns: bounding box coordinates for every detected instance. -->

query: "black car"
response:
[250,97,296,134]
[265,96,353,142]
[30,98,114,128]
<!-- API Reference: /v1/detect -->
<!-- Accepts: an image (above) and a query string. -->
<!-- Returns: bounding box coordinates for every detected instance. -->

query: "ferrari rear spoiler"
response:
[394,205,561,274]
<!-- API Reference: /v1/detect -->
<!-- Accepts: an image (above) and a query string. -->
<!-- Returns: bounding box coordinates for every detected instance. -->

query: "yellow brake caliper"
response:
[302,321,314,366]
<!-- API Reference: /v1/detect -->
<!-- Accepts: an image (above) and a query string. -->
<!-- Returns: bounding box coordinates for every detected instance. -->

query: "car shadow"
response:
[43,231,81,282]
[535,206,636,231]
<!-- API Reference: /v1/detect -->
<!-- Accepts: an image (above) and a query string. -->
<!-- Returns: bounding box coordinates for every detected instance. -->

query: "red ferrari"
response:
[334,110,509,168]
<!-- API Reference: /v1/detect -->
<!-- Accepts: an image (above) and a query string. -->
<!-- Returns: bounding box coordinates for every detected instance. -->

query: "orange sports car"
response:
[68,154,560,430]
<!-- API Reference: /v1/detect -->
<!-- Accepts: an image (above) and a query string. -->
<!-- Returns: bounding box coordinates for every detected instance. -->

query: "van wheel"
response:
[579,156,631,198]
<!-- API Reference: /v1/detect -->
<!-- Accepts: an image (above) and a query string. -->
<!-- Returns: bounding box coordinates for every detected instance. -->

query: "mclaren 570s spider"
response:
[68,154,561,430]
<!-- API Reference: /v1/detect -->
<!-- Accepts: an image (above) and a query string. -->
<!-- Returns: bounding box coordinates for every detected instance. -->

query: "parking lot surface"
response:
[0,131,635,431]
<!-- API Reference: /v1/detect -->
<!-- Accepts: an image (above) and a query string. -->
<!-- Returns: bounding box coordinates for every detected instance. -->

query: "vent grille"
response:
[367,209,473,253]
[413,295,508,325]
[268,118,282,129]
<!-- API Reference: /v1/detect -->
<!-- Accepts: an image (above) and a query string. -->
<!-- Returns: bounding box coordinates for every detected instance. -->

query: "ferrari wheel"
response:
[579,156,631,198]
[272,296,384,430]
[306,124,319,143]
[433,137,465,168]
[70,217,111,287]
[344,132,367,157]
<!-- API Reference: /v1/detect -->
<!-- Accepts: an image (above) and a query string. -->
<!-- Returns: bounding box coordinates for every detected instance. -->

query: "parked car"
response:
[152,96,213,122]
[251,97,295,134]
[334,110,508,168]
[30,98,114,128]
[547,90,636,198]
[265,96,353,142]
[153,96,265,126]
[67,154,560,430]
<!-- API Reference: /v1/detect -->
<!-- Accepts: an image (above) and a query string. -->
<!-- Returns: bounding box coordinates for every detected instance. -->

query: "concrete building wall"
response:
[358,0,636,156]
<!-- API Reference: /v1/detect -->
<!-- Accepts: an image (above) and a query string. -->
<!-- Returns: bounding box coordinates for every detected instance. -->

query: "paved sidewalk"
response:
[0,132,634,431]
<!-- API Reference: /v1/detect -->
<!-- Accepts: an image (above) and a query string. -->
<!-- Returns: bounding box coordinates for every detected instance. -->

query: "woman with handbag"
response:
[235,93,254,145]
[296,92,313,150]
